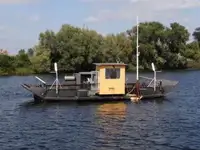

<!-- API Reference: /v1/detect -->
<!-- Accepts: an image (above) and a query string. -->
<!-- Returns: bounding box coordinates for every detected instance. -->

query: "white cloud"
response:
[83,0,200,23]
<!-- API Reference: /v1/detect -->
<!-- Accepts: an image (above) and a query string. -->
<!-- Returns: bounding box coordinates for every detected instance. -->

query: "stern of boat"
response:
[160,79,179,94]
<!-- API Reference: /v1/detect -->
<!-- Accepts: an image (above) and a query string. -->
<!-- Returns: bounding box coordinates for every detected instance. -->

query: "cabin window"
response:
[105,68,120,79]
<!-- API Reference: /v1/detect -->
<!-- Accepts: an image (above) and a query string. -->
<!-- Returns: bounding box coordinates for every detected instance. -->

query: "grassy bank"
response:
[187,60,200,69]
[0,67,35,76]
[1,65,200,76]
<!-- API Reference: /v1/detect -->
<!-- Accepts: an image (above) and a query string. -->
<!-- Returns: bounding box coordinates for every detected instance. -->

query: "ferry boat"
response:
[21,62,178,103]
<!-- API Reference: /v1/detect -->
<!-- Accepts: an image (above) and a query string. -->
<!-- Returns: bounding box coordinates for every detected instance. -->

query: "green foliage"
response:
[1,21,200,76]
[30,45,51,73]
[15,49,32,68]
[192,27,200,42]
[0,54,16,75]
[27,48,34,57]
[15,67,34,75]
[126,21,190,70]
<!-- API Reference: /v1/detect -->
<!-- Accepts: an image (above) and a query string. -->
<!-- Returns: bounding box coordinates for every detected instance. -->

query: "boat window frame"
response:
[105,67,120,79]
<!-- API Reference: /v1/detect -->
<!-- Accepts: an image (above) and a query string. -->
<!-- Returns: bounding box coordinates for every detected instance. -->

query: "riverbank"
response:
[1,65,200,76]
[0,67,34,76]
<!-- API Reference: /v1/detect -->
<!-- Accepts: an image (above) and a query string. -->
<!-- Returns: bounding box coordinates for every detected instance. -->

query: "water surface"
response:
[0,71,200,150]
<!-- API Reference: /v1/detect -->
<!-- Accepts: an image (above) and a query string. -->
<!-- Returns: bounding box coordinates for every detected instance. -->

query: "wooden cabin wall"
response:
[96,65,126,95]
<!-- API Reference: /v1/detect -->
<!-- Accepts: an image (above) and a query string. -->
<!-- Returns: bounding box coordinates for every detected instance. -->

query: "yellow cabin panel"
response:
[96,65,126,95]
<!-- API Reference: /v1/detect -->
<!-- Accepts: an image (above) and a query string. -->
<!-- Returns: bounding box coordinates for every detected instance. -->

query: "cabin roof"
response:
[93,63,127,66]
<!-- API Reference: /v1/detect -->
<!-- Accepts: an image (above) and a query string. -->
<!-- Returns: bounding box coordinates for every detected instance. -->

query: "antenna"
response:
[136,16,139,81]
[135,16,140,97]
[151,62,155,71]
[151,62,156,91]
[49,62,62,94]
[54,63,58,94]
[54,62,57,72]
[151,62,162,91]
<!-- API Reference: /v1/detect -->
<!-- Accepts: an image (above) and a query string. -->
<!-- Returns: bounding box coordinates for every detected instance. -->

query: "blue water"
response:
[0,71,200,150]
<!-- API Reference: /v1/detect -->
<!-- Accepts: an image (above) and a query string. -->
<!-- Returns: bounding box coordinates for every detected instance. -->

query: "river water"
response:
[0,70,200,150]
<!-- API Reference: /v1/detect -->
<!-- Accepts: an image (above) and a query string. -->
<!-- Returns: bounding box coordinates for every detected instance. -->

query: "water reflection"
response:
[94,102,127,148]
[96,102,127,119]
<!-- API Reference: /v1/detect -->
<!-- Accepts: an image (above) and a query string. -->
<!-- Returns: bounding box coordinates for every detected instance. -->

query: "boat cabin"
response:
[94,63,126,95]
[64,63,127,96]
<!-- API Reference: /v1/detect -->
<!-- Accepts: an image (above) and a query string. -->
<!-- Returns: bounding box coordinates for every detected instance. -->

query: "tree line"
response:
[0,21,200,75]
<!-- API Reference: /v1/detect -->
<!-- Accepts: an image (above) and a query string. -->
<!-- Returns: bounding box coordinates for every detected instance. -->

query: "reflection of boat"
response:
[97,102,126,119]
[95,102,126,142]
[21,17,178,103]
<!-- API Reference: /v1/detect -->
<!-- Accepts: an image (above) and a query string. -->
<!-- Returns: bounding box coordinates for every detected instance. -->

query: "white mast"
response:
[151,62,156,91]
[54,62,58,94]
[136,16,139,81]
[49,62,62,94]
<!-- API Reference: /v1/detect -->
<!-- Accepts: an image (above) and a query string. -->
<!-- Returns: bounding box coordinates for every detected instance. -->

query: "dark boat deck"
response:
[40,96,131,102]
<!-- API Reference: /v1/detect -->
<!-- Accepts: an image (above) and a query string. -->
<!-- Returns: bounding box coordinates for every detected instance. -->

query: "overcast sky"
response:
[0,0,199,54]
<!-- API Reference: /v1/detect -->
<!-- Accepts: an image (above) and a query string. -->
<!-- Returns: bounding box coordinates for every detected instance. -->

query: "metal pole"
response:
[154,71,156,91]
[136,16,140,97]
[56,70,58,94]
[136,16,139,81]
[54,62,58,94]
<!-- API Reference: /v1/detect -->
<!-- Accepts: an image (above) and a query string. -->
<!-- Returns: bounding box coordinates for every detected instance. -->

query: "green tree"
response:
[192,27,200,43]
[39,30,61,70]
[56,24,104,72]
[30,45,51,73]
[27,48,34,57]
[11,20,200,75]
[15,49,31,68]
[0,54,15,75]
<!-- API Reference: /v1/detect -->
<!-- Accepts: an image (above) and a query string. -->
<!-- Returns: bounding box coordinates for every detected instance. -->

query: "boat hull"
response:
[22,83,165,103]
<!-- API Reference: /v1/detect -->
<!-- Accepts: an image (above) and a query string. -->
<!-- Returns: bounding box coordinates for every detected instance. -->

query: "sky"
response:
[0,0,200,54]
